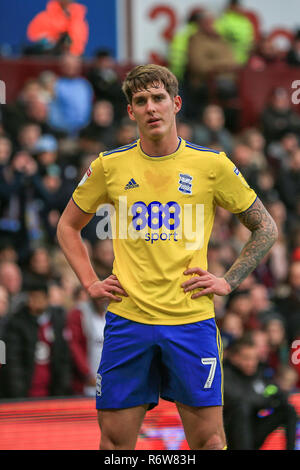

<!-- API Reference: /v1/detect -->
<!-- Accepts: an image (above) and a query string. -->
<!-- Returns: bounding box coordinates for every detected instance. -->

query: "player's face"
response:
[231,347,259,376]
[127,84,181,140]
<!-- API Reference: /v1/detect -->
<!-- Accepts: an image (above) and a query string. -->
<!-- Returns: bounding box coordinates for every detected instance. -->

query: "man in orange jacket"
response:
[27,0,89,56]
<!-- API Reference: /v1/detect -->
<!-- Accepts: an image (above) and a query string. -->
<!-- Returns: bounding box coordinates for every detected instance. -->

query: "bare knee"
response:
[201,432,225,450]
[97,406,146,450]
[100,434,114,450]
[189,430,226,450]
[100,434,130,450]
[99,425,138,450]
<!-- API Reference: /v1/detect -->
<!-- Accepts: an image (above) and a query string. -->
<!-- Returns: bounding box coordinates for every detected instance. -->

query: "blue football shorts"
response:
[96,311,223,410]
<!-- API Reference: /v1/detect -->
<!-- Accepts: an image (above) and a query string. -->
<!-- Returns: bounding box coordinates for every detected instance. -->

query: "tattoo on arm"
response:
[224,198,278,292]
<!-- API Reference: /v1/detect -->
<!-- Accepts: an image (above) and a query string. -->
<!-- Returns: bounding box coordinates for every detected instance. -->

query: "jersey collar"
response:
[137,137,185,161]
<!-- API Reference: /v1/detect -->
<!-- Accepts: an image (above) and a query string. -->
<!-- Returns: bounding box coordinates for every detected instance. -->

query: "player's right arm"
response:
[57,198,126,302]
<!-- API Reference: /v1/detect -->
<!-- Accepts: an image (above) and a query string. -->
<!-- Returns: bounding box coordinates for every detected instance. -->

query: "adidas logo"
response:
[124,178,139,190]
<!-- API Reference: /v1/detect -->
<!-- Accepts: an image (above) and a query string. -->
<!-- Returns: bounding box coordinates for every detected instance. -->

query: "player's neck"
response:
[139,130,180,157]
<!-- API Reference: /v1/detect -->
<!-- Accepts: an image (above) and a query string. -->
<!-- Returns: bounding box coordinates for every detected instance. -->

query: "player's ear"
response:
[174,95,182,115]
[127,104,136,122]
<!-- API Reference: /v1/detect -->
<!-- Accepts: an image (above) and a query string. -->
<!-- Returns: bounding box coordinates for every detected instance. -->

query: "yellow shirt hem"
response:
[107,306,215,325]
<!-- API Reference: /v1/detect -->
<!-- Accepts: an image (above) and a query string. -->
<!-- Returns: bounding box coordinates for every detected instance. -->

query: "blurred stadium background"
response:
[1,396,300,450]
[0,0,300,450]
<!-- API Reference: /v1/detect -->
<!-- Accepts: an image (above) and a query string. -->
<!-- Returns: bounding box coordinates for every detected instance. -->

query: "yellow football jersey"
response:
[72,138,257,325]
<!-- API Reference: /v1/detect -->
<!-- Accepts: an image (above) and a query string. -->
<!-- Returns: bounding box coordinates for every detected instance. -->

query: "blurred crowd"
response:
[0,0,300,449]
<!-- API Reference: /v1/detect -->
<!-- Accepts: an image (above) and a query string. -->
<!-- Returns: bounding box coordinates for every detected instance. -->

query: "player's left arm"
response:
[182,198,278,298]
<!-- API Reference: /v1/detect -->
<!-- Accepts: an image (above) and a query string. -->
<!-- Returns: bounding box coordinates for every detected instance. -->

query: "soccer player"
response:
[57,64,278,450]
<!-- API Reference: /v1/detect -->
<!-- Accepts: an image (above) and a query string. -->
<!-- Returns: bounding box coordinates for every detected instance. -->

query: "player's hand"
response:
[87,275,128,302]
[181,267,231,299]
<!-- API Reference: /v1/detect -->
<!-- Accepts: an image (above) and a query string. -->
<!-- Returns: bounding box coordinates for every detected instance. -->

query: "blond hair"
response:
[122,64,179,104]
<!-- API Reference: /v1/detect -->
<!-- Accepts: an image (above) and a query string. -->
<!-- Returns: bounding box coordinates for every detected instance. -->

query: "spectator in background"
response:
[226,290,253,329]
[17,123,41,153]
[267,131,299,170]
[24,98,53,137]
[231,142,259,189]
[0,285,10,338]
[1,141,75,255]
[0,115,4,137]
[79,100,117,152]
[255,252,282,291]
[230,217,251,254]
[113,118,138,147]
[186,10,238,121]
[48,53,93,136]
[274,364,299,394]
[0,261,23,311]
[48,281,66,309]
[22,77,67,142]
[49,247,83,310]
[264,317,290,374]
[286,29,300,67]
[176,119,194,143]
[0,134,12,158]
[1,79,44,143]
[26,0,89,56]
[251,329,271,367]
[92,239,114,281]
[252,170,278,205]
[248,35,284,71]
[214,0,255,65]
[39,163,75,243]
[0,260,24,319]
[210,206,233,244]
[239,128,268,171]
[38,71,57,103]
[22,247,55,289]
[218,244,237,272]
[292,247,300,263]
[87,49,126,122]
[33,134,59,174]
[1,281,71,398]
[192,104,234,155]
[291,230,300,260]
[0,239,18,264]
[275,261,300,345]
[168,8,204,82]
[276,148,300,216]
[261,87,300,144]
[249,283,282,329]
[0,150,42,256]
[266,200,290,284]
[67,289,107,396]
[223,336,297,449]
[220,311,244,350]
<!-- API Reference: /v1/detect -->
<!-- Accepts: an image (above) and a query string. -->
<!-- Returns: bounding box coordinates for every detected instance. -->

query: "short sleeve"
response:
[72,154,109,214]
[214,152,257,213]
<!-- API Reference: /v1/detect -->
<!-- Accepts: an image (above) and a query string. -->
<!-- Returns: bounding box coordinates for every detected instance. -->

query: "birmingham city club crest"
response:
[178,173,193,194]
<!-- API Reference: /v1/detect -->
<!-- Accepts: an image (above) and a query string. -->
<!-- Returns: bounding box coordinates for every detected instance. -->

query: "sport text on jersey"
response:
[95,197,204,251]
